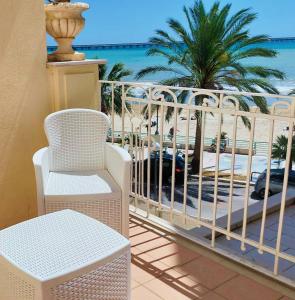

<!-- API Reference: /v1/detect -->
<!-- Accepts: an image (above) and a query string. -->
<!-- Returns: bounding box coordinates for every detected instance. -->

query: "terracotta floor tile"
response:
[135,250,157,263]
[200,292,228,300]
[200,292,227,300]
[129,225,149,236]
[215,275,282,300]
[129,218,143,226]
[144,277,202,300]
[132,285,163,300]
[141,223,168,236]
[159,253,197,268]
[129,217,290,300]
[162,266,186,278]
[131,246,143,255]
[144,242,200,261]
[132,252,171,278]
[159,269,209,298]
[131,263,157,284]
[174,256,237,290]
[131,279,140,289]
[136,236,172,252]
[130,230,160,247]
[136,242,200,268]
[129,220,142,225]
[148,257,173,272]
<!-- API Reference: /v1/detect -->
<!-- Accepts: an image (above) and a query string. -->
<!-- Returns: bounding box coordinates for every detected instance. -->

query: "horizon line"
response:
[47,36,295,48]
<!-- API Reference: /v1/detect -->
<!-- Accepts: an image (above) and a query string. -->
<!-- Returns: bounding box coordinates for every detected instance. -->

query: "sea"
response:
[49,39,295,94]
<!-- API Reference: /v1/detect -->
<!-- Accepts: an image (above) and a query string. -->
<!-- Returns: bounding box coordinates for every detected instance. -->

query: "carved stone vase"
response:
[45,2,89,62]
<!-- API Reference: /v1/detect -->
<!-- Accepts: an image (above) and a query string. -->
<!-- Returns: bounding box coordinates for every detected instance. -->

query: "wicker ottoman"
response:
[0,210,130,300]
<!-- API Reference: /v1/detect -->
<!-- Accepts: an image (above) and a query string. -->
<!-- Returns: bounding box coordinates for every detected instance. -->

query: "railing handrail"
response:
[99,79,295,101]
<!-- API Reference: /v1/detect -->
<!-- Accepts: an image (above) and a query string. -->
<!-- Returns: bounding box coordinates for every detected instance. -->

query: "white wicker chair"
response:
[33,109,131,237]
[0,210,131,300]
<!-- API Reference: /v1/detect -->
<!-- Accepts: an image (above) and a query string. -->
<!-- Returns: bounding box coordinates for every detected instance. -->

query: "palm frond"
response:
[136,65,185,79]
[101,63,132,115]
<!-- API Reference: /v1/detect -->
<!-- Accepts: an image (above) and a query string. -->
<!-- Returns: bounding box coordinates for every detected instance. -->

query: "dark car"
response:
[254,168,295,199]
[133,150,185,186]
[149,150,185,185]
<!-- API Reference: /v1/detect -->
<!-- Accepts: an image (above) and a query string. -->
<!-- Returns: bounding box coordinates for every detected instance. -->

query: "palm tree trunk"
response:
[289,155,293,172]
[191,118,202,174]
[101,102,106,114]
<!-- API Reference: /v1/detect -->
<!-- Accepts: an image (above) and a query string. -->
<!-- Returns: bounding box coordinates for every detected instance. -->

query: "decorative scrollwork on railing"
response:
[221,95,240,111]
[187,91,220,107]
[270,100,293,117]
[122,84,150,133]
[151,87,178,103]
[124,84,149,101]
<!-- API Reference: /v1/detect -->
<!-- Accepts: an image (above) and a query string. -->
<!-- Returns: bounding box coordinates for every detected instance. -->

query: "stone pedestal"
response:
[47,59,106,111]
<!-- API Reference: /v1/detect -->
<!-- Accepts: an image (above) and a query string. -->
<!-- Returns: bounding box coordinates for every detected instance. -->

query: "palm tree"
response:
[48,0,70,3]
[100,63,132,115]
[136,0,284,173]
[272,135,295,171]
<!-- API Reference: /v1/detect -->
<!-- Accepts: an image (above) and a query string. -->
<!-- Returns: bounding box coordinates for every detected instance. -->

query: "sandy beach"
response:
[111,106,292,145]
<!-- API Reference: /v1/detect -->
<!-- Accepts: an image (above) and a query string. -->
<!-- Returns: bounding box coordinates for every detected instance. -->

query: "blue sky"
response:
[47,0,295,45]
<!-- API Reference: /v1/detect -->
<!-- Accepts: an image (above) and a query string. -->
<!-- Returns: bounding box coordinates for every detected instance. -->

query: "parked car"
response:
[133,150,185,185]
[254,169,295,199]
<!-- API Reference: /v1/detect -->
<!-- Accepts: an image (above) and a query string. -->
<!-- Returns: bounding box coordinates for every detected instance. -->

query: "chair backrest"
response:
[45,109,110,172]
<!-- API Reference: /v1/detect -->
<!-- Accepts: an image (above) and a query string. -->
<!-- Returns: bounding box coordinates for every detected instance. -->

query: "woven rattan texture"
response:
[45,197,122,232]
[0,210,128,281]
[51,253,129,300]
[45,110,110,172]
[0,262,35,300]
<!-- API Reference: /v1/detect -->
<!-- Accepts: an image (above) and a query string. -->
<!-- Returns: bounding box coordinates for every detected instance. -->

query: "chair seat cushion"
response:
[45,170,121,200]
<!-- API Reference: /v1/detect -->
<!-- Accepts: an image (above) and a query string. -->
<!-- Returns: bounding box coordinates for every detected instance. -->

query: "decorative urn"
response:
[45,0,89,62]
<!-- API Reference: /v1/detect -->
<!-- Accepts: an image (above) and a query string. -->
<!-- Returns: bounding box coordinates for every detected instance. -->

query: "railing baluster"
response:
[197,107,206,225]
[158,101,164,211]
[183,108,190,223]
[274,119,294,275]
[141,127,145,200]
[146,88,152,217]
[258,118,275,253]
[241,115,256,251]
[170,105,178,222]
[138,128,142,198]
[211,95,223,248]
[226,113,238,240]
[134,128,138,211]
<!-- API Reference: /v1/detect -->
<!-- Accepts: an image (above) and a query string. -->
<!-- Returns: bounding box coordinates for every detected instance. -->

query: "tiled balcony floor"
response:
[216,204,295,279]
[129,216,295,300]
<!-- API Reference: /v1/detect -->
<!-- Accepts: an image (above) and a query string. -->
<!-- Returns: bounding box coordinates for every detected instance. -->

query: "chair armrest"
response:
[32,147,49,215]
[105,143,132,189]
[105,143,132,237]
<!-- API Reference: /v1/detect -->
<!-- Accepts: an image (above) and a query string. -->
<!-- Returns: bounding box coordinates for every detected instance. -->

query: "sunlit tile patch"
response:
[129,217,291,300]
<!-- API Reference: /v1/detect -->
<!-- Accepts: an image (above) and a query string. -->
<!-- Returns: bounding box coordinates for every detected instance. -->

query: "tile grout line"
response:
[139,282,166,300]
[211,273,240,292]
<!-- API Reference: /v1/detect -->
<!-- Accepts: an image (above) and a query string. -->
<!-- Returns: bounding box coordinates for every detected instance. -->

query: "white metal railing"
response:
[99,80,295,278]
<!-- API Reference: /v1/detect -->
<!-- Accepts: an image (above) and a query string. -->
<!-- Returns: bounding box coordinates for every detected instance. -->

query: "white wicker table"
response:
[0,210,131,300]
